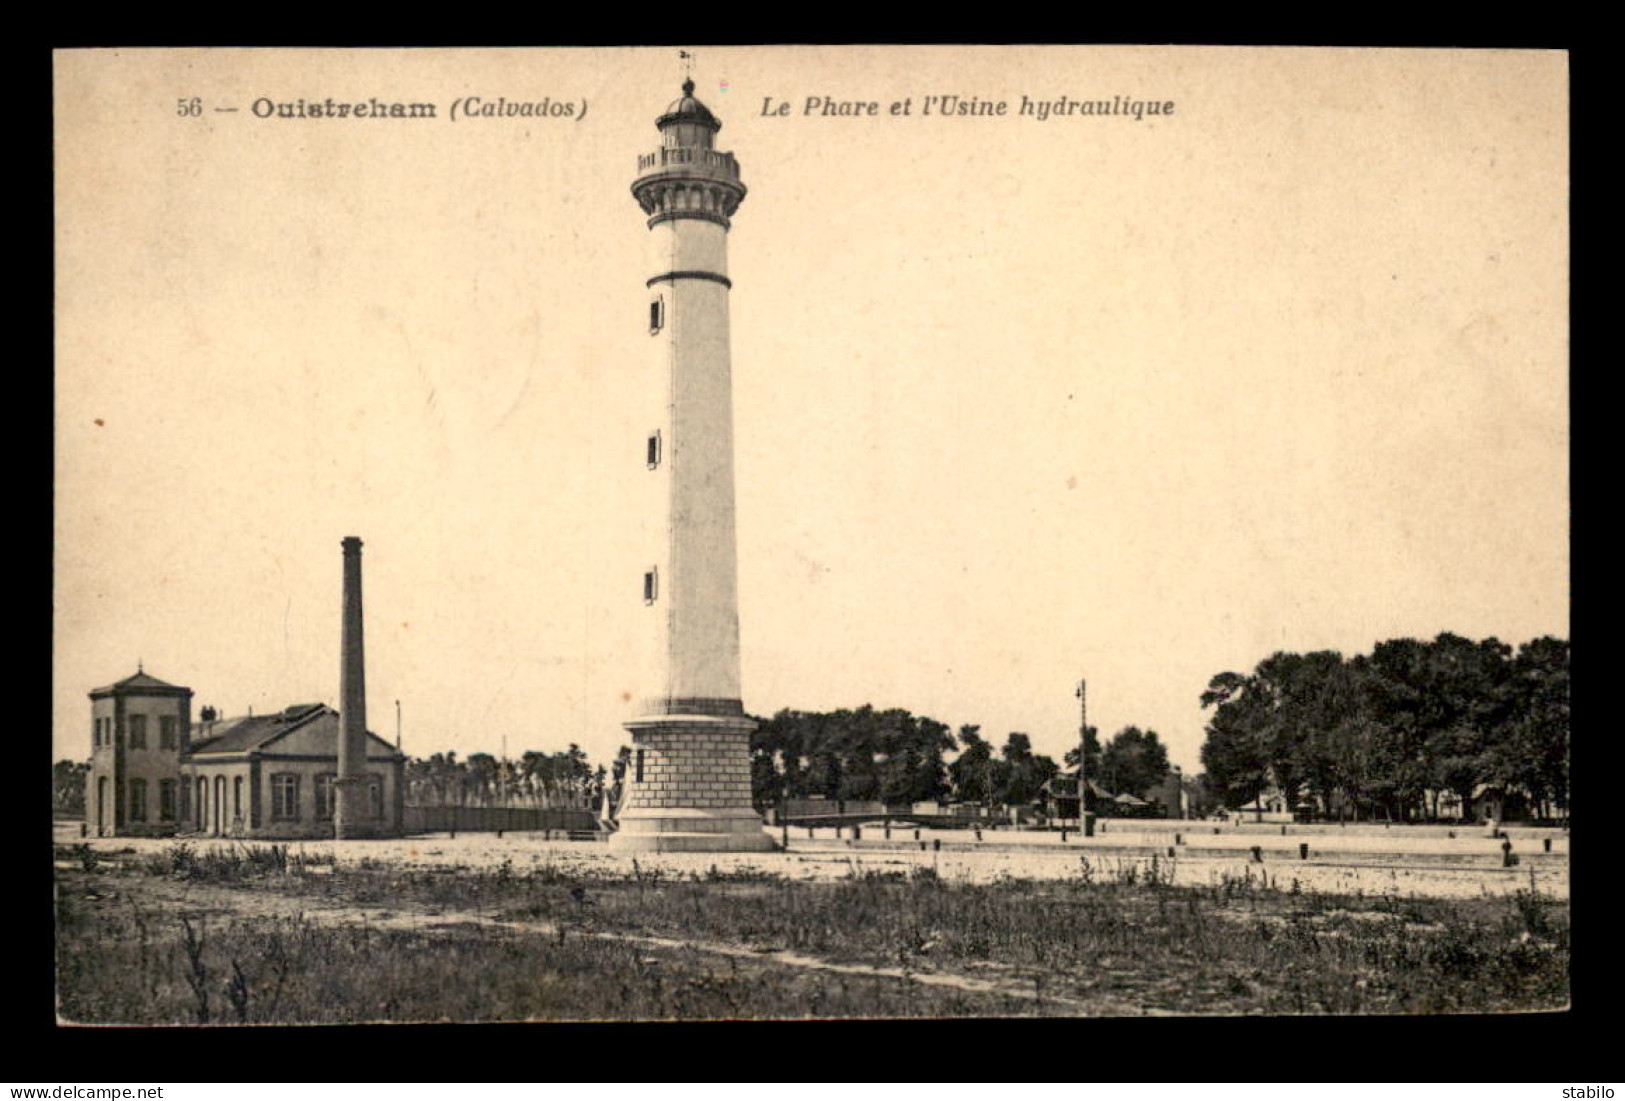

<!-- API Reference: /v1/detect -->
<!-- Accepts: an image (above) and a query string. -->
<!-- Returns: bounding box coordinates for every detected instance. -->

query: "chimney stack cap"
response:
[342,536,364,551]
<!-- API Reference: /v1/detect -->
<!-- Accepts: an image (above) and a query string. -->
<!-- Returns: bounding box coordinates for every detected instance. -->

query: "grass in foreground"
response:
[55,844,1568,1022]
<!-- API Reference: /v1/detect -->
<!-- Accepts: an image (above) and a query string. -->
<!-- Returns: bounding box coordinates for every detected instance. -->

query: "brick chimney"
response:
[334,536,369,839]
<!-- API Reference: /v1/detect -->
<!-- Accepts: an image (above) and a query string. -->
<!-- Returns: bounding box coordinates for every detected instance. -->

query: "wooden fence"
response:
[402,805,599,834]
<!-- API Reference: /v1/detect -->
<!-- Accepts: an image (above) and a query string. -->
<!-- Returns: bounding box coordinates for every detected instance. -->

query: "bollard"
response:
[1250,845,1262,863]
[920,841,927,852]
[836,825,842,839]
[1299,843,1309,860]
[1501,839,1514,867]
[1213,827,1221,835]
[974,828,982,841]
[80,823,87,839]
[497,830,503,839]
[1448,830,1456,839]
[1175,833,1182,845]
[914,829,921,841]
[1061,829,1068,843]
[1281,825,1287,836]
[1168,846,1176,858]
[808,826,815,840]
[854,826,862,841]
[884,824,891,840]
[934,839,941,852]
[1544,837,1552,853]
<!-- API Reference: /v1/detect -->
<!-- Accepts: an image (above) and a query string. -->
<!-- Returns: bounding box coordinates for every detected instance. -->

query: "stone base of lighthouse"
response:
[608,713,778,853]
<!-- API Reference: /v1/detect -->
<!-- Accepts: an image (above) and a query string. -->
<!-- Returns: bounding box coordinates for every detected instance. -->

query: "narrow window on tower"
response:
[643,567,659,605]
[649,295,665,335]
[635,749,645,784]
[646,429,662,470]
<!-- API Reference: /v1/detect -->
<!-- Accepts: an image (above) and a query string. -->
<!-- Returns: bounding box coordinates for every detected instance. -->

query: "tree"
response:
[1367,634,1511,820]
[1061,724,1103,774]
[1492,636,1569,817]
[949,725,993,806]
[750,706,959,809]
[1199,651,1352,814]
[1199,672,1270,808]
[877,711,954,805]
[425,751,464,806]
[1100,727,1171,798]
[466,753,499,807]
[999,732,1058,806]
[54,760,89,816]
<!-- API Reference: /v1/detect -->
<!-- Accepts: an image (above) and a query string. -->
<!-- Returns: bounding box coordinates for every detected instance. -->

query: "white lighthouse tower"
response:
[610,78,775,852]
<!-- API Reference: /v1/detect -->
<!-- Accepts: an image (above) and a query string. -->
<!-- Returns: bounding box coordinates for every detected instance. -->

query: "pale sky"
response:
[53,46,1569,774]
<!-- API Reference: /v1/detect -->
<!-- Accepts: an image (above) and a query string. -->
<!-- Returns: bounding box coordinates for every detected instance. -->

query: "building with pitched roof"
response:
[188,701,405,839]
[85,671,405,838]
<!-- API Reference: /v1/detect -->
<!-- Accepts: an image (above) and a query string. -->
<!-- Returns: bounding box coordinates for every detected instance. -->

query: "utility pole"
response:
[1075,678,1092,836]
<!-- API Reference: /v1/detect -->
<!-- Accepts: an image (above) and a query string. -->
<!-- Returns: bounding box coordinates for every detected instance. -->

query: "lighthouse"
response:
[610,79,775,852]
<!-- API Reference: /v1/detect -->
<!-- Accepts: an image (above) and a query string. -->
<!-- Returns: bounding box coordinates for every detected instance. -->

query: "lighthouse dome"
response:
[657,79,722,135]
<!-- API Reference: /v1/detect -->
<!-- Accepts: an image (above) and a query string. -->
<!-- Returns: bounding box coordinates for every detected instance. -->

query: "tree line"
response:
[403,746,615,811]
[748,704,1173,813]
[1199,633,1569,822]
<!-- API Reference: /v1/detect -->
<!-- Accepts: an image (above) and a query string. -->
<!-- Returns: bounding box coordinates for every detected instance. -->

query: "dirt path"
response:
[118,873,1151,1016]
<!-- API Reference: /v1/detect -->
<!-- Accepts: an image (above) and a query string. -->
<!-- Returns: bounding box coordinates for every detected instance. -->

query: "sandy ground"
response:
[59,824,1568,899]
